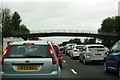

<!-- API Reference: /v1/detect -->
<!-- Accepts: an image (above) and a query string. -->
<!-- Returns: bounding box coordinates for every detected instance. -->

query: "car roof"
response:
[10,40,48,45]
[85,44,104,47]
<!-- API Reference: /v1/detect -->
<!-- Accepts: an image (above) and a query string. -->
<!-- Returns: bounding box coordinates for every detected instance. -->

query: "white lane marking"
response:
[71,69,77,74]
[63,60,66,63]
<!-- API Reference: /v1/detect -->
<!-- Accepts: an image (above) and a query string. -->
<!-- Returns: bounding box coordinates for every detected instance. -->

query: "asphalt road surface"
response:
[0,54,119,80]
[60,54,119,79]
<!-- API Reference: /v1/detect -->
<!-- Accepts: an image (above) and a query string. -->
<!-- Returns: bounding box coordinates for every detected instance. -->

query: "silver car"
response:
[2,41,61,79]
[79,44,106,64]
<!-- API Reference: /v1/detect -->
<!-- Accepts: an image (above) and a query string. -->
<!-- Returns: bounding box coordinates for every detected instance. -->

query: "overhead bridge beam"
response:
[4,32,119,40]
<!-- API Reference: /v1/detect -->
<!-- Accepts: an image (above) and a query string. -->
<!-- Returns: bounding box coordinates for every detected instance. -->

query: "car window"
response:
[88,46,105,51]
[76,46,84,49]
[111,43,118,51]
[5,45,51,58]
[111,43,120,53]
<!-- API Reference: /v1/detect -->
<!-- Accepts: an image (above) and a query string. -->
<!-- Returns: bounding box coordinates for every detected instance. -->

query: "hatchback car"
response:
[79,44,106,64]
[104,41,120,76]
[52,44,63,70]
[65,43,76,55]
[69,45,85,59]
[2,41,61,79]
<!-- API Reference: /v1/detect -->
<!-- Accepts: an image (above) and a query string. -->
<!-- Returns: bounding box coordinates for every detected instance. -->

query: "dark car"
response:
[104,41,120,76]
[52,44,63,70]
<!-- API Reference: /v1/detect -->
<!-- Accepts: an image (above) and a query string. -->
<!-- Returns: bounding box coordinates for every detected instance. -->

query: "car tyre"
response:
[104,62,109,73]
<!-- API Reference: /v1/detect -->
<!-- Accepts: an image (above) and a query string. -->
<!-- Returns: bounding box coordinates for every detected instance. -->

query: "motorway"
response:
[60,54,118,78]
[0,54,119,79]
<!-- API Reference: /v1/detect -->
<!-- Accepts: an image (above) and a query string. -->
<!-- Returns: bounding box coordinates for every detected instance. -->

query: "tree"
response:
[68,38,82,44]
[11,12,21,32]
[83,38,96,44]
[2,8,12,37]
[19,24,30,34]
[99,17,115,33]
[2,8,30,37]
[98,16,120,48]
[114,16,120,35]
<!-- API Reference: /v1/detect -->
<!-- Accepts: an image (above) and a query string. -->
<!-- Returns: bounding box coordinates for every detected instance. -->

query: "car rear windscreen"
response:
[88,46,105,51]
[76,46,84,49]
[5,45,51,58]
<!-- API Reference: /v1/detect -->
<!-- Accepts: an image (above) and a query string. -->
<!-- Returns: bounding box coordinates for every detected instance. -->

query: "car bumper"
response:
[85,57,104,62]
[73,53,80,57]
[2,71,60,78]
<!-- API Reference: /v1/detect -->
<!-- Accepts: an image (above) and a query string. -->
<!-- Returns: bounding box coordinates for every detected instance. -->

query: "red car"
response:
[52,44,63,70]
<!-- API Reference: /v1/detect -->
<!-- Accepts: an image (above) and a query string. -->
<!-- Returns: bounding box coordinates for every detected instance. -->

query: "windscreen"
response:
[5,45,51,58]
[88,46,105,52]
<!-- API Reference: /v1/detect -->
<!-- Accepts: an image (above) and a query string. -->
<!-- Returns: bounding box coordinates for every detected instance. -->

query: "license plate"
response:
[17,65,39,70]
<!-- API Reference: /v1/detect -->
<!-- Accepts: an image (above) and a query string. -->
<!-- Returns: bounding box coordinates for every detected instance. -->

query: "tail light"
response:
[48,44,56,64]
[58,57,62,65]
[3,44,10,56]
[1,44,10,65]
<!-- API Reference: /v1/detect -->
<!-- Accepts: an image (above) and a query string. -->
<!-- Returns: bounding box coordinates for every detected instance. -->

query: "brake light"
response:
[48,44,56,64]
[2,44,10,65]
[48,44,54,55]
[23,42,34,46]
[3,44,10,56]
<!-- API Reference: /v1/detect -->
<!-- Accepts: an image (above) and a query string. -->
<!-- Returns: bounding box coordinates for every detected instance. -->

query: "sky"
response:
[1,0,120,43]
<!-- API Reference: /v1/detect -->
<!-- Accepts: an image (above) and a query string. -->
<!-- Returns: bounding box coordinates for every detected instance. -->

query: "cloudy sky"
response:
[1,0,119,32]
[1,0,120,43]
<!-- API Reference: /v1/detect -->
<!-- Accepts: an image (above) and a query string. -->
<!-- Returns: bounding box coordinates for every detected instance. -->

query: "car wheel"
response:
[83,58,87,65]
[104,62,109,73]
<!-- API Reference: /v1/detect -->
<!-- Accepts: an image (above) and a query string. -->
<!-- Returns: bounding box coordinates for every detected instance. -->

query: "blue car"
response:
[104,41,120,76]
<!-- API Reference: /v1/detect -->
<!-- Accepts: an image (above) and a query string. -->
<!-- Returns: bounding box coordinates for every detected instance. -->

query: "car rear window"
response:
[5,45,51,58]
[76,46,84,49]
[88,46,105,51]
